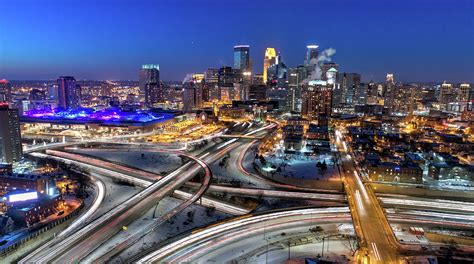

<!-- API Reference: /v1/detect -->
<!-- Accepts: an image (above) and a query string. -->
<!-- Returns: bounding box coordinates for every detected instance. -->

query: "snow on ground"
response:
[86,196,231,263]
[258,152,339,180]
[199,224,353,264]
[71,149,182,175]
[90,174,140,221]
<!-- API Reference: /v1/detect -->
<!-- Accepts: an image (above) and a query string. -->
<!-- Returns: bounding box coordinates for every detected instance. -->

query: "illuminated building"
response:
[204,68,219,101]
[21,108,175,132]
[266,54,287,87]
[0,79,11,104]
[305,45,319,66]
[0,173,53,197]
[439,82,455,109]
[48,84,59,102]
[101,80,115,97]
[218,67,235,102]
[301,80,332,120]
[182,75,204,112]
[233,45,251,71]
[282,124,304,151]
[0,104,22,163]
[458,83,471,102]
[248,85,267,101]
[139,64,162,107]
[263,48,277,84]
[57,76,81,109]
[6,190,62,227]
[337,72,361,110]
[287,66,307,112]
[383,73,396,113]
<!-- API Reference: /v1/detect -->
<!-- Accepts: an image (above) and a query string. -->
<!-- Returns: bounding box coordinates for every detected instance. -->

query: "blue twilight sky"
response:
[0,0,473,82]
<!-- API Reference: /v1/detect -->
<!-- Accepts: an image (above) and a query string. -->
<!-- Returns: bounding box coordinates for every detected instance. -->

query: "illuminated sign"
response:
[8,191,38,203]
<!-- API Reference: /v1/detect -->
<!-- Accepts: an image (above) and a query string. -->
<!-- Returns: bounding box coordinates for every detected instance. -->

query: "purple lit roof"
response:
[21,108,174,125]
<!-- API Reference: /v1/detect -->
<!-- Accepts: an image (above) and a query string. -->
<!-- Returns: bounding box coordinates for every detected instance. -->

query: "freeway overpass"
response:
[38,150,346,203]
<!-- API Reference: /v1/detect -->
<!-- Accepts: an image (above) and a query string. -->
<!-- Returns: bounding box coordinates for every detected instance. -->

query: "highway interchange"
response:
[16,122,474,263]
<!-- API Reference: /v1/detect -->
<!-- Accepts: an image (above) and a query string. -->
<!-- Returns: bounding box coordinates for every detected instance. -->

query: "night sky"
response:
[1,0,473,82]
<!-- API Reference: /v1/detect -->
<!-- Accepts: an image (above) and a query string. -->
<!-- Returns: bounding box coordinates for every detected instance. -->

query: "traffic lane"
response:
[54,162,203,263]
[137,207,350,262]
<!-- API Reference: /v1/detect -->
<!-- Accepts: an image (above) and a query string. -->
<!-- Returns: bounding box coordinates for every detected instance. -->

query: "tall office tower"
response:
[287,66,307,112]
[218,66,235,102]
[458,83,471,102]
[383,73,396,112]
[393,85,417,114]
[339,73,361,108]
[366,81,379,104]
[204,68,219,101]
[0,79,12,103]
[192,74,204,108]
[263,48,277,84]
[266,55,287,87]
[305,45,319,66]
[301,80,333,120]
[354,82,368,106]
[182,78,203,112]
[234,45,251,72]
[48,84,59,102]
[439,82,455,109]
[0,104,22,163]
[139,64,162,107]
[57,76,81,109]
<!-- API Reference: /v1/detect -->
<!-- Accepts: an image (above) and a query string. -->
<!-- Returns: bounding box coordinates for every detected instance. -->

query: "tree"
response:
[205,206,216,217]
[309,226,324,233]
[342,235,360,256]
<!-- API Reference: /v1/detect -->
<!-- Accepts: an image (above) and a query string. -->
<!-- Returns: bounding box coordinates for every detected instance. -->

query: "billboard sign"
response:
[8,191,38,203]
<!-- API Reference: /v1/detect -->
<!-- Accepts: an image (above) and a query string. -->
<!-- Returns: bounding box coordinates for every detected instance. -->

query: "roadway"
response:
[135,207,352,263]
[335,130,401,263]
[21,144,213,263]
[53,147,346,202]
[28,151,250,216]
[21,123,275,263]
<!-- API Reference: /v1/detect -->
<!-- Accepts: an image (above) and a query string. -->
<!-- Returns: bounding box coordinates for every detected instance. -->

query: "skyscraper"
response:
[439,82,455,109]
[139,64,162,107]
[204,68,219,101]
[383,73,396,112]
[218,66,235,102]
[305,45,319,66]
[263,48,277,84]
[0,104,22,163]
[233,45,251,72]
[459,83,471,102]
[0,79,12,103]
[266,54,287,87]
[339,73,361,108]
[301,80,333,120]
[57,76,81,109]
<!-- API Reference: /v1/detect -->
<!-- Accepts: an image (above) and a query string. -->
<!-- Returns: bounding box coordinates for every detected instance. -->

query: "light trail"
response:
[136,207,350,263]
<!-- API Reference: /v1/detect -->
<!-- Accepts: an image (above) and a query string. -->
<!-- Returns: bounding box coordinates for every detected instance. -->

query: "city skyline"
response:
[1,0,473,82]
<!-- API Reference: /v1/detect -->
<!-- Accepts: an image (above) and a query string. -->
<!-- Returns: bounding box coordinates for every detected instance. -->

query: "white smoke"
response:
[302,47,336,84]
[182,73,194,84]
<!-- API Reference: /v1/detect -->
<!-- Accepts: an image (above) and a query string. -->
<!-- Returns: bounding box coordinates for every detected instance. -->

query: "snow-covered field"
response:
[71,149,182,175]
[96,197,232,263]
[258,153,339,180]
